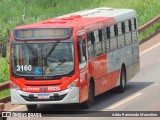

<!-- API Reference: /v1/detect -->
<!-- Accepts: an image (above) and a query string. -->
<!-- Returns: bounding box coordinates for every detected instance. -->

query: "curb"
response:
[139,29,160,45]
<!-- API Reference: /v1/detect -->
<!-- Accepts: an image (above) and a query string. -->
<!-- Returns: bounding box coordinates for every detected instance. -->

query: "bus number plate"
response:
[37,94,49,99]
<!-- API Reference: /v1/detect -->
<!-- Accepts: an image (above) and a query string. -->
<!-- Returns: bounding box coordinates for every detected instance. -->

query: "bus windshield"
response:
[11,41,74,78]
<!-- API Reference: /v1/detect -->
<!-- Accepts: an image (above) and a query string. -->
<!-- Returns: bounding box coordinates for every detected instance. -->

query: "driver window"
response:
[78,39,87,69]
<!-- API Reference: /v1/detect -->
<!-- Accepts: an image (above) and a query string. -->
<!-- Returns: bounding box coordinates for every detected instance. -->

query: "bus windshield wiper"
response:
[25,42,39,58]
[45,40,60,59]
[42,40,60,75]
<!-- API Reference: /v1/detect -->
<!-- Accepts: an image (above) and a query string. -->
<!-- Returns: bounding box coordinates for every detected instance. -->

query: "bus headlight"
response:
[10,82,20,90]
[67,79,78,89]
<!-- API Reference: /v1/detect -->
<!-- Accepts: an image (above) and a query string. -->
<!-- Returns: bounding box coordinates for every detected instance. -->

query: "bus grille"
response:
[20,94,67,101]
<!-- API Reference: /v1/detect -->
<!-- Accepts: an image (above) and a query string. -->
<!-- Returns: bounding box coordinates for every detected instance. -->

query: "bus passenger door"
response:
[77,36,89,103]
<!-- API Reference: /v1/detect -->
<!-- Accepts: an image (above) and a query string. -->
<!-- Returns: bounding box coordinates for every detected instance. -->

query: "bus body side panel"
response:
[132,41,140,78]
[106,50,121,90]
[79,67,89,103]
[93,54,107,95]
[117,42,139,83]
[125,45,134,81]
[113,11,138,82]
[106,43,136,88]
[93,48,121,97]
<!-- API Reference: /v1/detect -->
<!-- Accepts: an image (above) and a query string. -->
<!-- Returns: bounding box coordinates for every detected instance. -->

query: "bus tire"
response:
[117,67,126,93]
[83,82,94,109]
[26,105,37,111]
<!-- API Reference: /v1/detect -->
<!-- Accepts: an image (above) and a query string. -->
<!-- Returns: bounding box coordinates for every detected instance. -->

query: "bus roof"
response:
[58,7,136,22]
[15,7,136,31]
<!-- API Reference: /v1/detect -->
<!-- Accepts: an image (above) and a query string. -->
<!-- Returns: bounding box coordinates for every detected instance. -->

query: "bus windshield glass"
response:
[11,40,74,78]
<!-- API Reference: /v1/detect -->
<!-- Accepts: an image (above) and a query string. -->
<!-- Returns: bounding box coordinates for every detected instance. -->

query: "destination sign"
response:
[14,28,72,40]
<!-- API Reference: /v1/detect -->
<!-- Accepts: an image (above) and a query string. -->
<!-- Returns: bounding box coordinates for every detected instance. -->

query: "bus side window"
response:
[132,18,138,42]
[87,32,92,45]
[94,30,102,56]
[118,23,122,35]
[99,29,105,54]
[106,27,110,39]
[87,32,94,59]
[91,32,95,44]
[114,24,118,48]
[129,20,132,31]
[78,39,87,69]
[114,24,118,36]
[121,22,125,34]
[117,22,125,48]
[110,25,117,50]
[106,27,110,52]
[102,28,106,53]
[99,29,103,41]
[125,20,132,45]
[94,30,99,43]
[134,18,137,30]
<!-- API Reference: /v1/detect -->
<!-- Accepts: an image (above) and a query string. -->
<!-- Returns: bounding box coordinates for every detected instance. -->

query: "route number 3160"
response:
[17,65,32,72]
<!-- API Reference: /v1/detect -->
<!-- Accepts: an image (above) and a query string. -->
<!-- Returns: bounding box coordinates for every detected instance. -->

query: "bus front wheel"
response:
[26,104,37,111]
[83,82,94,109]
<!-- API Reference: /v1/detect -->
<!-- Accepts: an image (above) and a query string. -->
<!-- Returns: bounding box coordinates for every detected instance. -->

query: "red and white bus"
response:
[6,7,140,110]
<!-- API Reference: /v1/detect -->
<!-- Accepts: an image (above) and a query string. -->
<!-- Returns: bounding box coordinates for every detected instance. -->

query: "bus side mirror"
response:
[2,45,7,58]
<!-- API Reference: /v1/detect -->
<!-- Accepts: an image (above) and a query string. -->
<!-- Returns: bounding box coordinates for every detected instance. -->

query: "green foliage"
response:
[139,21,160,40]
[0,89,10,98]
[0,58,9,83]
[99,0,160,26]
[98,0,160,40]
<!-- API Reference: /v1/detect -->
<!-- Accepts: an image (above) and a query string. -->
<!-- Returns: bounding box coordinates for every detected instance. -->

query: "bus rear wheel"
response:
[83,82,94,109]
[117,68,126,93]
[26,105,37,111]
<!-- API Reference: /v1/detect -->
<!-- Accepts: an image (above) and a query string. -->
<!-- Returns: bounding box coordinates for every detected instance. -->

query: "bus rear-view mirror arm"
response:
[2,45,6,58]
[1,45,9,64]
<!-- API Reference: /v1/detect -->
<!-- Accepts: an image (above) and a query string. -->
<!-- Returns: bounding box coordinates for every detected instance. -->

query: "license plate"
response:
[37,94,50,99]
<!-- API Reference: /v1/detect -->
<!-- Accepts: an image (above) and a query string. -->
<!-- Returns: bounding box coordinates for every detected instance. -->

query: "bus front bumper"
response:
[10,87,79,104]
